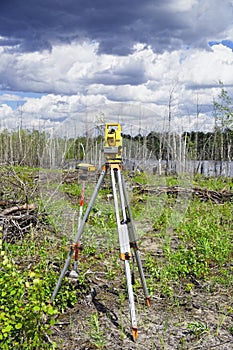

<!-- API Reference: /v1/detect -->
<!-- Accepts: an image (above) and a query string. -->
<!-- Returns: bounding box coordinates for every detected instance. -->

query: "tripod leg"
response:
[50,166,107,303]
[124,259,138,340]
[121,172,150,306]
[110,166,138,340]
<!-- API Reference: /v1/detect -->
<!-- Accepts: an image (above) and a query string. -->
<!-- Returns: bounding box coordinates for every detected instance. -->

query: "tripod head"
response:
[103,123,122,162]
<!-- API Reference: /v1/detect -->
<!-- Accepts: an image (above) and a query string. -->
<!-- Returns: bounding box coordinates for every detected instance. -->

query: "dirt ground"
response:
[50,238,233,350]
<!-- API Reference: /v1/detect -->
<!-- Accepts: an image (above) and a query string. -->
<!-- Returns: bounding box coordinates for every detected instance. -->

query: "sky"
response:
[0,0,233,136]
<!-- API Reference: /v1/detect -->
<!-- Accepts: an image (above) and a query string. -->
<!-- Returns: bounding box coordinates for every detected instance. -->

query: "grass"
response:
[88,312,107,349]
[1,166,233,348]
[144,195,233,298]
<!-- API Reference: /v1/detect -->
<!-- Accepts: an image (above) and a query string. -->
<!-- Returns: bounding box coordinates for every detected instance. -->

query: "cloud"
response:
[2,42,232,98]
[0,1,233,135]
[0,40,233,134]
[0,1,233,55]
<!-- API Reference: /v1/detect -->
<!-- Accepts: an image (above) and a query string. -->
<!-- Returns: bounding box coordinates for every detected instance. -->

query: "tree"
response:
[213,81,233,174]
[214,81,233,131]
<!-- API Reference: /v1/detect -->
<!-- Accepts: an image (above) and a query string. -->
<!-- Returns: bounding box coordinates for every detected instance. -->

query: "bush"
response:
[0,240,57,349]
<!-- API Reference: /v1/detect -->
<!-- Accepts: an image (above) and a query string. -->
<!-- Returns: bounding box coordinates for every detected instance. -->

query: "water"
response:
[129,159,233,178]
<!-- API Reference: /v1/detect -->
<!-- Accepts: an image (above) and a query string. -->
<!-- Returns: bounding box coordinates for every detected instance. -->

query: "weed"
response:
[187,321,209,338]
[229,325,233,335]
[1,228,77,349]
[158,318,169,350]
[60,182,81,198]
[106,264,117,280]
[118,292,126,340]
[216,306,233,335]
[82,240,97,256]
[0,243,58,349]
[89,312,106,349]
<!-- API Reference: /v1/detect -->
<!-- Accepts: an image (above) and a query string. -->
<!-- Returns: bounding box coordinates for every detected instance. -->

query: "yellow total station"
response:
[104,123,122,162]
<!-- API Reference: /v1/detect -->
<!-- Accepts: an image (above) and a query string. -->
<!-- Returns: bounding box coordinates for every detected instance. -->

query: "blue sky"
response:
[209,40,233,51]
[0,90,43,109]
[0,0,233,135]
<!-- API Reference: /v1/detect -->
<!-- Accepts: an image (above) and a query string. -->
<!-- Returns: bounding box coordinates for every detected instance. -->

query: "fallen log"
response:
[132,184,233,203]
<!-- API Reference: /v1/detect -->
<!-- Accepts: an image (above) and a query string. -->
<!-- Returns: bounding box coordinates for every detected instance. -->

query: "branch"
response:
[2,203,38,216]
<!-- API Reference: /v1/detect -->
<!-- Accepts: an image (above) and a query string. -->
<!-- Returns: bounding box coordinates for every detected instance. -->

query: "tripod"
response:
[51,129,150,341]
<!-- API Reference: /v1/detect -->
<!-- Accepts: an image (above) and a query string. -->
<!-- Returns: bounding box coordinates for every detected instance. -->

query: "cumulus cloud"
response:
[0,40,233,134]
[0,1,233,134]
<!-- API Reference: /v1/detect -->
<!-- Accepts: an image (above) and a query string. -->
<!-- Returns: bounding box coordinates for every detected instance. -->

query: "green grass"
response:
[143,191,233,297]
[193,173,233,191]
[1,166,233,348]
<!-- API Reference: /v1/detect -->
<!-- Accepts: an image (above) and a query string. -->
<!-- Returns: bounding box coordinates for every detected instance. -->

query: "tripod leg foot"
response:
[69,270,79,278]
[132,327,138,341]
